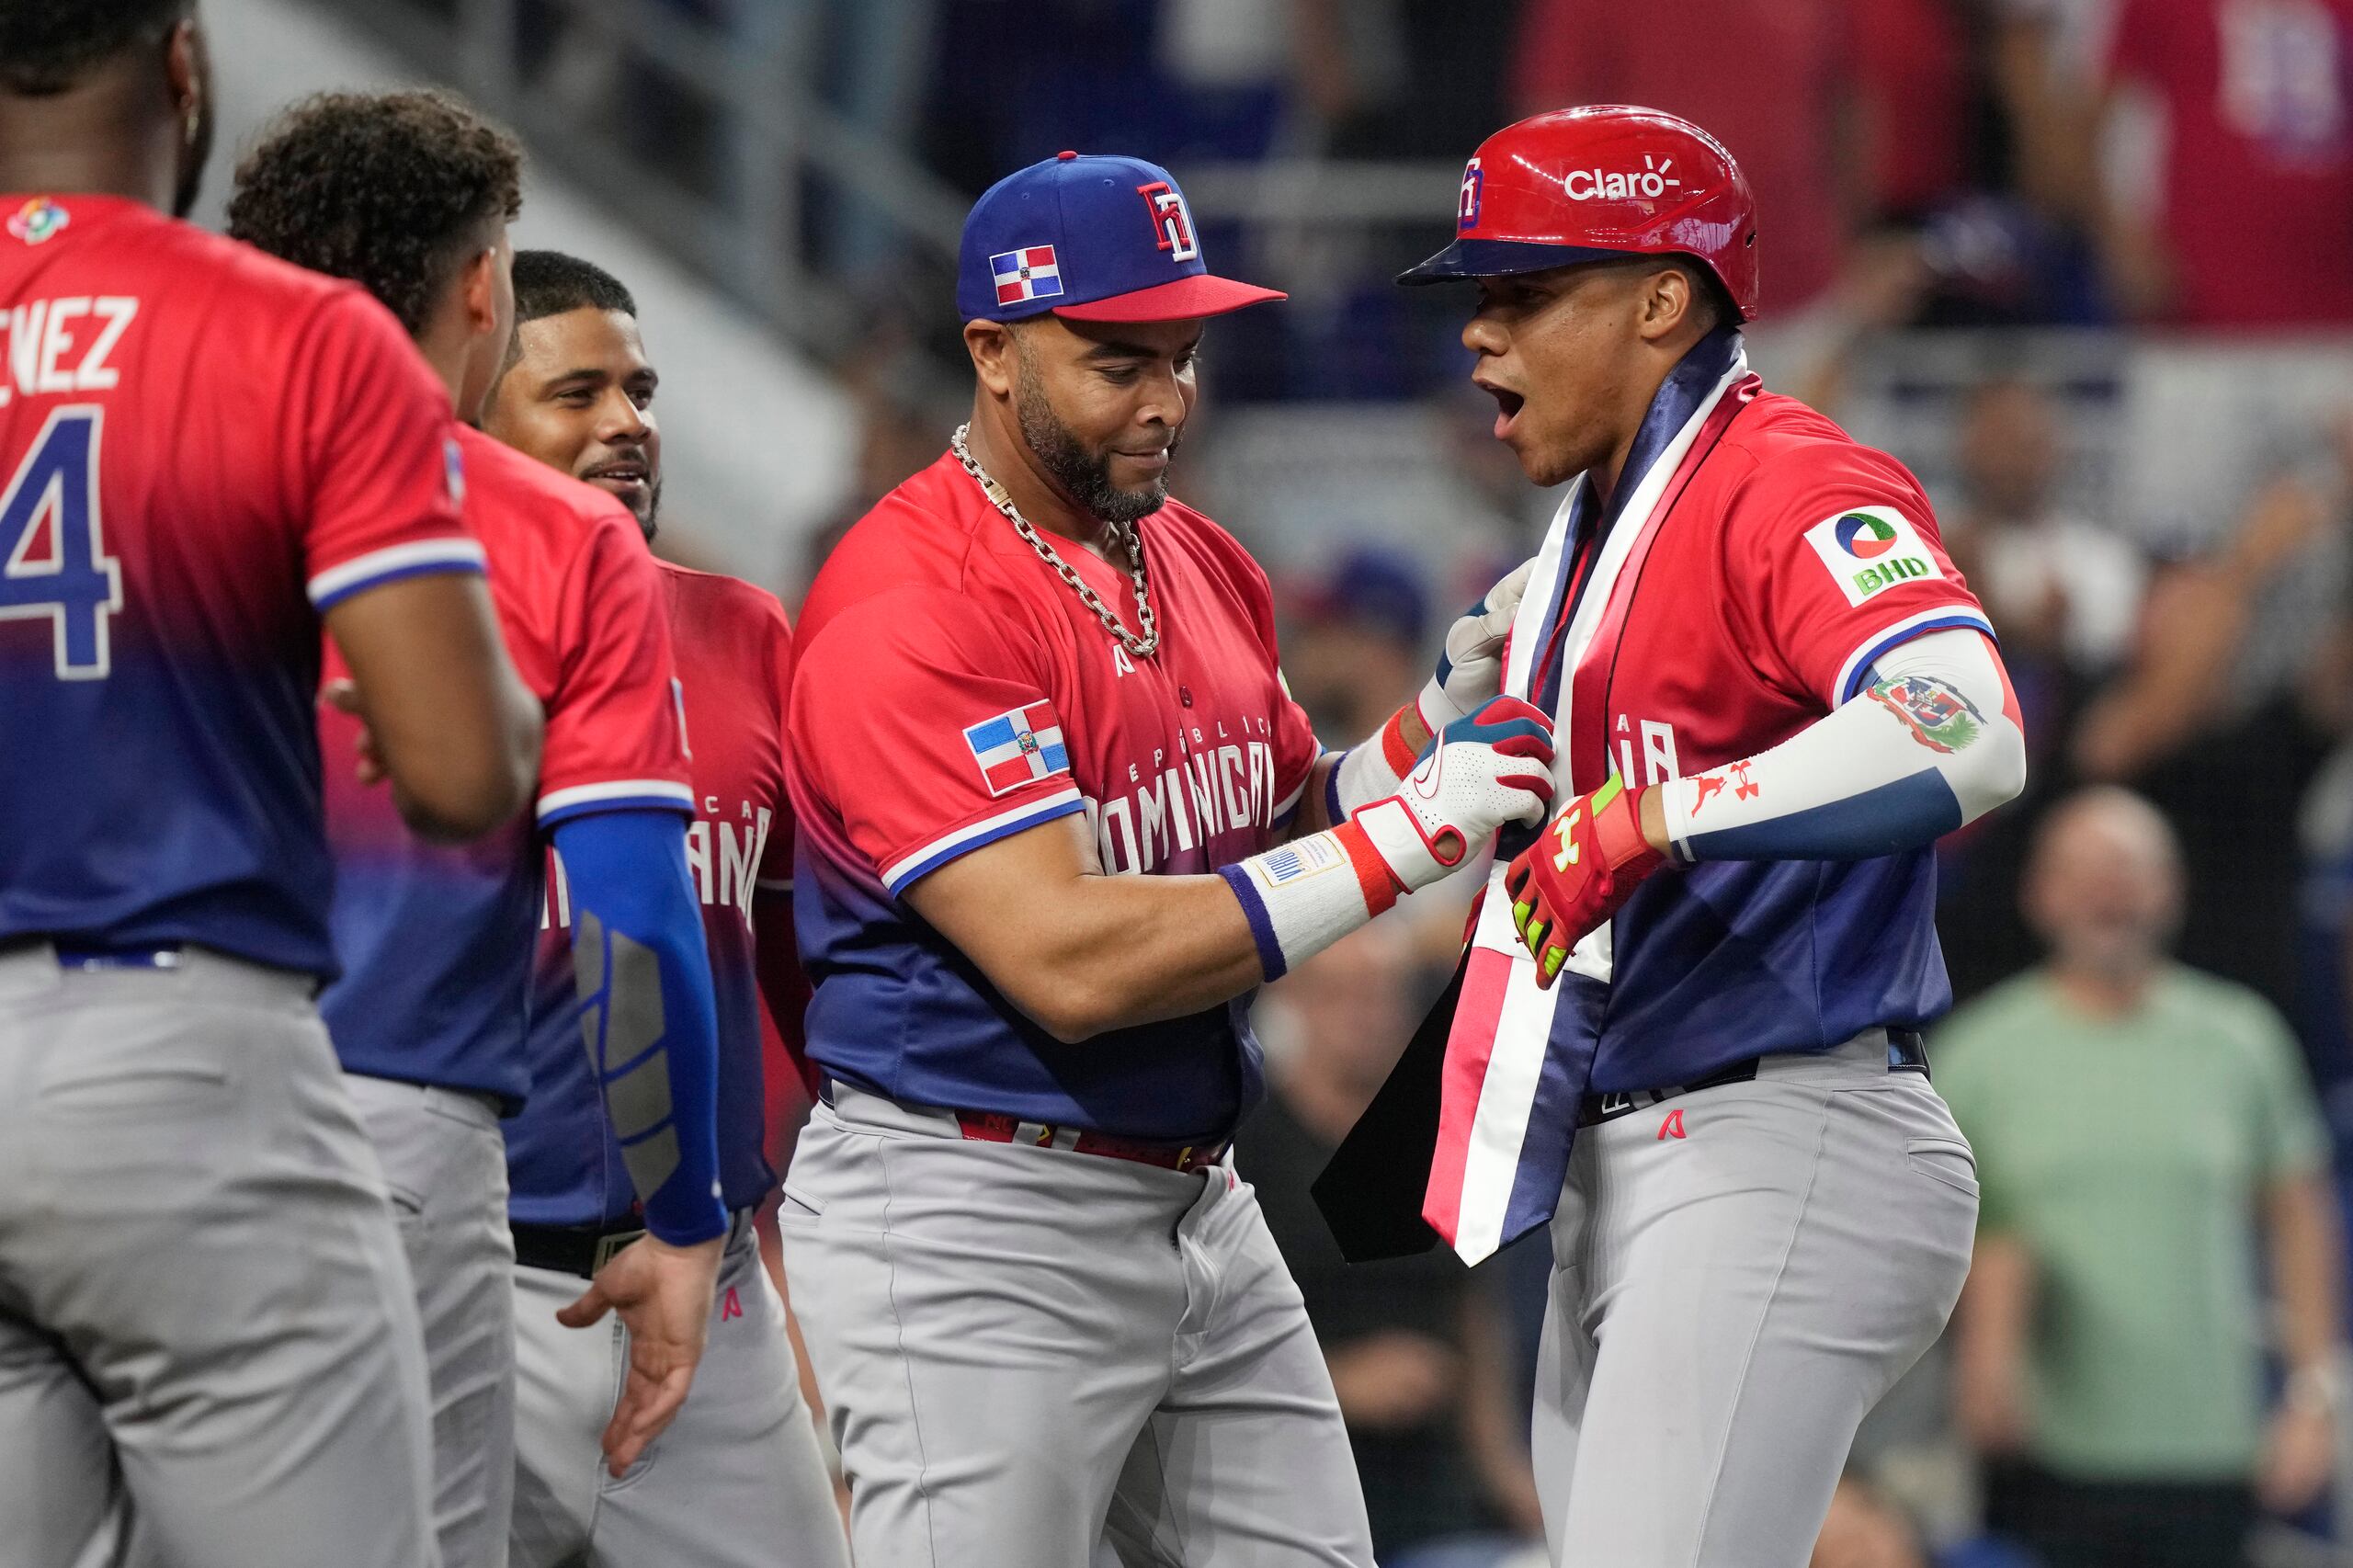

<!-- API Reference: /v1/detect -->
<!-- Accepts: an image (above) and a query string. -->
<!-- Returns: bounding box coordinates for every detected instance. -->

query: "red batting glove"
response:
[1504,773,1665,988]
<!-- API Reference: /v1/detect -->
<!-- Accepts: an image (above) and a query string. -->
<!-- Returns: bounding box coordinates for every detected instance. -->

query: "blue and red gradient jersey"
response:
[509,563,797,1225]
[1545,390,1995,1094]
[789,452,1323,1143]
[0,194,484,975]
[320,426,691,1105]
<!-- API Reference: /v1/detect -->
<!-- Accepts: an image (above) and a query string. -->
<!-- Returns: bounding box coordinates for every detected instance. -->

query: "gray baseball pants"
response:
[780,1085,1376,1568]
[1533,1030,1979,1567]
[0,944,438,1568]
[508,1212,849,1568]
[347,1073,517,1568]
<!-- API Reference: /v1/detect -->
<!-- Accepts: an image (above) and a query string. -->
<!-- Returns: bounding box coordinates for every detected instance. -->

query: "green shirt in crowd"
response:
[1935,965,2328,1482]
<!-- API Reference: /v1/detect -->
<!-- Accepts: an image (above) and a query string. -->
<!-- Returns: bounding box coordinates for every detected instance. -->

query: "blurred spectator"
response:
[1510,0,1864,315]
[2094,0,2353,326]
[1949,378,2143,681]
[1938,377,2147,999]
[1241,924,1542,1568]
[1281,548,1430,742]
[1938,788,2347,1568]
[2068,444,2346,1012]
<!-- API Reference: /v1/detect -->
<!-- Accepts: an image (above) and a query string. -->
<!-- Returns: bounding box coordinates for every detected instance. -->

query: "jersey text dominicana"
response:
[790,454,1321,1142]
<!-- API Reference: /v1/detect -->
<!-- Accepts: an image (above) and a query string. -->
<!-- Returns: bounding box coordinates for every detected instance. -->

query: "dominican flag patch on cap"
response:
[965,702,1071,796]
[991,246,1064,306]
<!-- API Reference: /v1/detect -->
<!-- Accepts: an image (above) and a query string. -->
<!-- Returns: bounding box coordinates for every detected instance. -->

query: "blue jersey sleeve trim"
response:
[1217,863,1288,982]
[1833,610,1995,704]
[1319,749,1347,831]
[881,790,1086,895]
[308,539,488,610]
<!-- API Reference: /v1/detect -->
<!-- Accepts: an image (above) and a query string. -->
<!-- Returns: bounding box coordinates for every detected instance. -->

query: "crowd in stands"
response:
[393,0,2353,1562]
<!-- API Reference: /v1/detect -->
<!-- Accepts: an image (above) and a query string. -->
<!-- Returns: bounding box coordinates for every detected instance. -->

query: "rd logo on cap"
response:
[1136,181,1199,264]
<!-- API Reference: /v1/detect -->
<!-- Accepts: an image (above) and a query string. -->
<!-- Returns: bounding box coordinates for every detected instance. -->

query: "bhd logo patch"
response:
[6,198,66,246]
[964,701,1071,796]
[1803,506,1945,607]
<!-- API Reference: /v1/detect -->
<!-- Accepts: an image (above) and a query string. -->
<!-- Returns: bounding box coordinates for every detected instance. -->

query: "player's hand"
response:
[1416,559,1536,733]
[1353,696,1555,896]
[1324,1330,1460,1430]
[2258,1397,2336,1513]
[322,678,387,786]
[1505,772,1665,987]
[557,1232,725,1476]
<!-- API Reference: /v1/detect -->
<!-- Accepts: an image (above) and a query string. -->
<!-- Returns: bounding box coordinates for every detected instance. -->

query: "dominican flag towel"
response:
[1315,328,1758,1267]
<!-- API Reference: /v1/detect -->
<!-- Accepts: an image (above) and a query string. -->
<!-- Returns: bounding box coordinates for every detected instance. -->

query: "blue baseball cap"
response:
[956,151,1287,324]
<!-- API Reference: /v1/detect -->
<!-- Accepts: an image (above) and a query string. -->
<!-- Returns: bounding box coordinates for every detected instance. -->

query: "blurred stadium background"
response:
[192,1,2353,1563]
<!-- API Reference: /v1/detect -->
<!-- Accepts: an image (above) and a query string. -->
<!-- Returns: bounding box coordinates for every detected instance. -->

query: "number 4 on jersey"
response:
[0,406,121,679]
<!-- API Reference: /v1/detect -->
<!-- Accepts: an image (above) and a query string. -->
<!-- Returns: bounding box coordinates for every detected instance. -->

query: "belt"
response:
[952,1109,1230,1176]
[511,1207,753,1278]
[1,938,187,971]
[1576,1028,1929,1130]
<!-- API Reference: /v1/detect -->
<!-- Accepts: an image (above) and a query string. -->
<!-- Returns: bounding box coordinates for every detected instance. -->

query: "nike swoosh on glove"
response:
[1356,695,1557,895]
[1505,771,1665,987]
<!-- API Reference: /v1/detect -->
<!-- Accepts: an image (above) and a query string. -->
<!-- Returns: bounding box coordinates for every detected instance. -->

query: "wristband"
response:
[1219,821,1399,982]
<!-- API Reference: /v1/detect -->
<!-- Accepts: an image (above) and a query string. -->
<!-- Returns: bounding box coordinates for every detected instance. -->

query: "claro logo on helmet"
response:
[1563,156,1682,202]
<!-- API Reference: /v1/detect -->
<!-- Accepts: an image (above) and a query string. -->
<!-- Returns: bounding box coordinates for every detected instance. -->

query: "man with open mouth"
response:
[1321,103,2031,1568]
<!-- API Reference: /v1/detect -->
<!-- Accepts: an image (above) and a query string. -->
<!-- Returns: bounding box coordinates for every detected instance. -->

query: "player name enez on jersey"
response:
[1086,718,1282,876]
[0,297,139,406]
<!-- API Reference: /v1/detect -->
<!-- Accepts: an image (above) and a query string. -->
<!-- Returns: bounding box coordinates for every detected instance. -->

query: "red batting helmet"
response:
[1398,105,1758,322]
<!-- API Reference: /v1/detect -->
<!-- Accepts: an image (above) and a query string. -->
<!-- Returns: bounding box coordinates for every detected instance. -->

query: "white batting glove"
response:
[1223,697,1558,981]
[1356,694,1558,893]
[1416,558,1537,733]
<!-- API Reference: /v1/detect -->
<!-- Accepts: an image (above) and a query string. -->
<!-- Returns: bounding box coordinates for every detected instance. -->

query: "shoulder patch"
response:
[1802,506,1945,608]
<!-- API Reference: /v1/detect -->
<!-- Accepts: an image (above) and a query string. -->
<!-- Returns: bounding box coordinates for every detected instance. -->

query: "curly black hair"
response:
[513,250,638,325]
[227,90,525,338]
[0,0,187,96]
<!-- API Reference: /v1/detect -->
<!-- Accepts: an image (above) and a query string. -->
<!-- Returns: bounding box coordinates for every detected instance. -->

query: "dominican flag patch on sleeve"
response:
[965,702,1071,796]
[991,246,1064,306]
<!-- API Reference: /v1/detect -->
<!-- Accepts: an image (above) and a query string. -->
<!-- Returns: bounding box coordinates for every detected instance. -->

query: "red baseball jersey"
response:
[0,193,483,975]
[511,562,798,1223]
[790,451,1321,1141]
[1532,383,1993,1091]
[320,426,691,1104]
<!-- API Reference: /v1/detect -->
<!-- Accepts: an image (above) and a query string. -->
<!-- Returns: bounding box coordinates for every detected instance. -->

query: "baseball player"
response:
[1329,107,2029,1567]
[783,150,1556,1567]
[227,93,733,1565]
[0,7,545,1568]
[484,250,849,1568]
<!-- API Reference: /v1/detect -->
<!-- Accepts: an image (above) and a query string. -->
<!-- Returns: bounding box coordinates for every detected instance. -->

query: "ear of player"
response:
[1221,697,1555,981]
[1506,771,1667,987]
